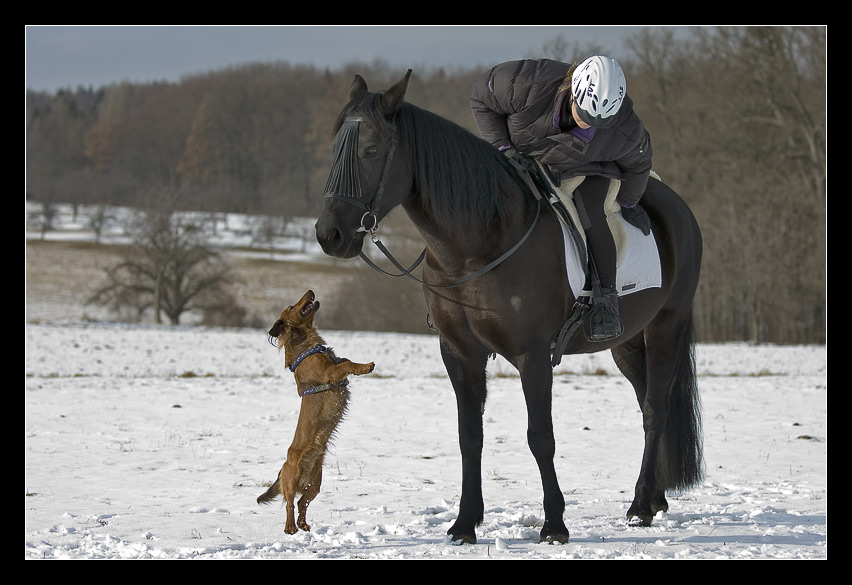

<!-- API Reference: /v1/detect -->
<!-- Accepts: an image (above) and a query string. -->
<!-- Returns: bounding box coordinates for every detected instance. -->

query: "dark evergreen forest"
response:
[26,27,826,343]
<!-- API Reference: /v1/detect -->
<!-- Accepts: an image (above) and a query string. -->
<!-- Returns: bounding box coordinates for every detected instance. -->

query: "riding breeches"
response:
[573,175,617,291]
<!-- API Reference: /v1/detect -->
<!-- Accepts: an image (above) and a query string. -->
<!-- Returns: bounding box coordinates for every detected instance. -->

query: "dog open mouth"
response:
[301,294,319,317]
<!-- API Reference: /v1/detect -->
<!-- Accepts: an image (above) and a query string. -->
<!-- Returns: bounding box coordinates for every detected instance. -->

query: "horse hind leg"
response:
[611,333,668,523]
[614,319,703,526]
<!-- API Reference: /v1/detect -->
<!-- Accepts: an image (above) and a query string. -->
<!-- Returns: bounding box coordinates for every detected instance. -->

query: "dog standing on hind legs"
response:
[257,290,375,534]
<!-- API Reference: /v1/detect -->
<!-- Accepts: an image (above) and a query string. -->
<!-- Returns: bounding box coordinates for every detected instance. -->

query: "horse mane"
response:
[336,93,529,239]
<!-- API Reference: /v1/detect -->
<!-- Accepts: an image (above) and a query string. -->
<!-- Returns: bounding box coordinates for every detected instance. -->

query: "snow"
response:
[25,322,827,559]
[25,202,827,558]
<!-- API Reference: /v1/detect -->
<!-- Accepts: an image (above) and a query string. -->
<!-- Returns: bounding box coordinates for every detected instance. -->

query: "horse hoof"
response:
[627,500,661,526]
[540,532,569,544]
[447,527,477,544]
[626,513,654,527]
[539,519,569,544]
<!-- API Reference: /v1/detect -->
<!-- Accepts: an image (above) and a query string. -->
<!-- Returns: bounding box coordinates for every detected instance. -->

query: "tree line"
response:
[26,26,826,344]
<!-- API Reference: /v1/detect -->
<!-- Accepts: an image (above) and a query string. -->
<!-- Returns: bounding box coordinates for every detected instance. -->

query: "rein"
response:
[325,114,541,290]
[359,200,541,289]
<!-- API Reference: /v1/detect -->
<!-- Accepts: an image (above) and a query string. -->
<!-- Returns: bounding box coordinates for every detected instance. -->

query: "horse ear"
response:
[380,69,412,117]
[349,75,368,100]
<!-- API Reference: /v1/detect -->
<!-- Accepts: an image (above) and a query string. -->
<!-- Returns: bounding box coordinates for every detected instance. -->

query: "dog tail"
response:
[257,473,282,504]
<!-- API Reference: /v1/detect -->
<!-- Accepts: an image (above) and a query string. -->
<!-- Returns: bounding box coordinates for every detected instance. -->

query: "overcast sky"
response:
[25,25,686,93]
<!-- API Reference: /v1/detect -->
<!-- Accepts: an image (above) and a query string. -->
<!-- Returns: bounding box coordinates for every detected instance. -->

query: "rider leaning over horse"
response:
[470,56,652,341]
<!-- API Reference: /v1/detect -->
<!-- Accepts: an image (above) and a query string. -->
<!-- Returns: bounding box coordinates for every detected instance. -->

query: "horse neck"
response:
[402,180,533,263]
[393,105,536,260]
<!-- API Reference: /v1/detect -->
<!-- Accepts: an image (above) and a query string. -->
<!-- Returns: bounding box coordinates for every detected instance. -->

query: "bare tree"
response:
[88,193,237,325]
[86,205,116,244]
[627,26,826,343]
[27,201,59,240]
[249,214,289,260]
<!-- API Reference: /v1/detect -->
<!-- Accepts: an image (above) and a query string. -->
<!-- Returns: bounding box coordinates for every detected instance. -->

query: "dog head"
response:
[268,290,320,348]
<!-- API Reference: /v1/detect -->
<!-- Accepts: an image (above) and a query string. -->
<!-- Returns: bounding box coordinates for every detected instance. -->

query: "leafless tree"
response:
[88,191,237,325]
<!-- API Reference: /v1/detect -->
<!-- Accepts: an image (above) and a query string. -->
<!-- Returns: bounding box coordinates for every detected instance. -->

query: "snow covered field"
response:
[25,322,827,559]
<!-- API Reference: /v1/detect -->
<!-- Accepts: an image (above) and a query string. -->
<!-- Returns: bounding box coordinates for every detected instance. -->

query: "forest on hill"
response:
[26,26,826,344]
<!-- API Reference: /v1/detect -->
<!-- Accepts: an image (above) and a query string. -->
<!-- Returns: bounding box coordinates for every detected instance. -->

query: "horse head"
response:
[315,70,413,259]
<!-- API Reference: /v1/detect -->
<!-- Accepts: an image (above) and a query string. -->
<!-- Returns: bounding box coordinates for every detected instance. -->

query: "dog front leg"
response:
[335,360,375,377]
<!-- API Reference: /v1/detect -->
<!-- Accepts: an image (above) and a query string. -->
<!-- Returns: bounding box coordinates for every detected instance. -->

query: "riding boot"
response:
[584,287,623,342]
[575,176,624,342]
[585,244,623,342]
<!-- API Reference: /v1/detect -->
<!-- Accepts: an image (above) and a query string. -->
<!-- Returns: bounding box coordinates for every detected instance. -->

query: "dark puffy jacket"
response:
[470,59,652,207]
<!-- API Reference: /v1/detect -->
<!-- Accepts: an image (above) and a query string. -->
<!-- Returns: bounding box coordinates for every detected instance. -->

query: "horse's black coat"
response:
[315,71,704,544]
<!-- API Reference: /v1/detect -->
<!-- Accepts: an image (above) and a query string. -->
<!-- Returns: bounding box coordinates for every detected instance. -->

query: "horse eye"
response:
[364,146,379,157]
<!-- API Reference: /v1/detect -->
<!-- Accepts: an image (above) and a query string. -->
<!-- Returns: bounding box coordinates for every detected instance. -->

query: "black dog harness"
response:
[288,345,349,397]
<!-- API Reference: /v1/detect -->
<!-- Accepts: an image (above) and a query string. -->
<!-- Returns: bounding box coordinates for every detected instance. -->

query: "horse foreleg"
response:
[441,343,488,544]
[517,350,569,543]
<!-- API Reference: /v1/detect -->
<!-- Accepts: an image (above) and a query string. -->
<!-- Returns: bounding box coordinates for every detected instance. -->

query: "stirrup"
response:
[551,296,590,365]
[584,289,623,342]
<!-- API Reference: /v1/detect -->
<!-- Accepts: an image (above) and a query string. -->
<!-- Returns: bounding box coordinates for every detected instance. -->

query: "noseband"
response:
[323,115,397,235]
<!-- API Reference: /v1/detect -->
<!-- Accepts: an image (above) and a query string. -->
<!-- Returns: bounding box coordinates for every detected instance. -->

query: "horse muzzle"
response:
[314,214,366,259]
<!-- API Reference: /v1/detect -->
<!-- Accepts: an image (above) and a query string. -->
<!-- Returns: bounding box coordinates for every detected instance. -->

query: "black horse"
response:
[315,70,703,544]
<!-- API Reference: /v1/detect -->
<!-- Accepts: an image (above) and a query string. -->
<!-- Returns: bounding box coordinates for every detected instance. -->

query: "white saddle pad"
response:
[555,176,662,298]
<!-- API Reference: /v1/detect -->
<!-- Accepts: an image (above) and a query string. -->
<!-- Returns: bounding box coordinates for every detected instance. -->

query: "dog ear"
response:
[268,319,283,337]
[268,319,286,346]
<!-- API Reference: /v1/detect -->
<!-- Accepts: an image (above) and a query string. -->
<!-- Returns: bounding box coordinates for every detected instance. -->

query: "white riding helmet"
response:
[571,56,626,128]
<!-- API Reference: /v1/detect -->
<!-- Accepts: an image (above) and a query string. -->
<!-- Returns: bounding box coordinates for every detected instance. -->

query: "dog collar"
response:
[288,345,329,372]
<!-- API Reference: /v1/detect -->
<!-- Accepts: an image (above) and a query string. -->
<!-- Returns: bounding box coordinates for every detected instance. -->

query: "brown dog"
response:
[257,290,375,534]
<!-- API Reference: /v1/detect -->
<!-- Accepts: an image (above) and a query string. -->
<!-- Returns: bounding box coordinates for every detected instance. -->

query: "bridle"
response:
[322,113,541,289]
[323,115,398,235]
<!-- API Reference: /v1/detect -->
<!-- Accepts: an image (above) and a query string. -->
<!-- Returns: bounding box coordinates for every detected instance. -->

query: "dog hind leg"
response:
[297,464,322,532]
[278,462,301,534]
[284,495,299,534]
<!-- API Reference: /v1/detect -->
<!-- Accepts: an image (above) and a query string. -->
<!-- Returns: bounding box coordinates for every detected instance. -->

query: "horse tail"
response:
[657,314,704,492]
